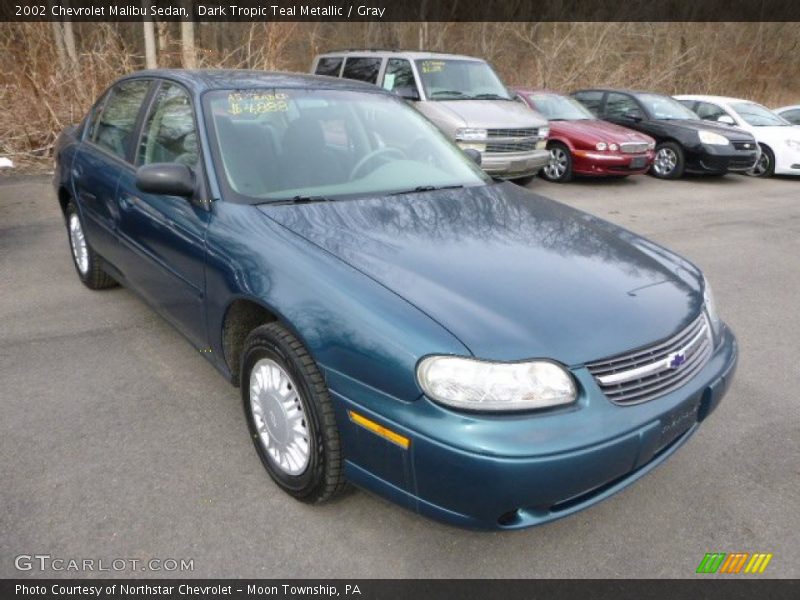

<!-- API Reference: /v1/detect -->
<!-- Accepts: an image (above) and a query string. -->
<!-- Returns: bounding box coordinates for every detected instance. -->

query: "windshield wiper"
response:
[273,195,333,205]
[391,184,464,196]
[430,90,467,98]
[471,93,510,100]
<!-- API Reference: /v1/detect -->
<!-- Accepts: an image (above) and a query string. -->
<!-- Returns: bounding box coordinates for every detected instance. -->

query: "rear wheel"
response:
[748,144,775,177]
[241,322,347,503]
[650,142,685,179]
[65,201,117,290]
[541,143,573,183]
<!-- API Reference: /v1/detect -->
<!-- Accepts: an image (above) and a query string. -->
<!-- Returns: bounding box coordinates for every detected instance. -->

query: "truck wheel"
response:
[65,201,117,289]
[241,322,347,503]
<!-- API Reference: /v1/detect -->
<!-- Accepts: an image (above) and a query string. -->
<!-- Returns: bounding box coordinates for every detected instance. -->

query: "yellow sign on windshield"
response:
[227,92,289,115]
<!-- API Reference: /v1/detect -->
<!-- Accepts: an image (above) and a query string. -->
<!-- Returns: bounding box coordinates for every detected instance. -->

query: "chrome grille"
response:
[620,142,649,154]
[487,128,538,138]
[486,140,540,153]
[586,313,713,405]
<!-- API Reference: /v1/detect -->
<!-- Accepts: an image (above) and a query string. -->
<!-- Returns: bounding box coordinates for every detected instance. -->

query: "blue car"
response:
[54,70,738,529]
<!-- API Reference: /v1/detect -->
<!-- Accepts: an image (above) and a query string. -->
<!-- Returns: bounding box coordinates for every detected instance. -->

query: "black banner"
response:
[2,579,799,600]
[3,0,800,22]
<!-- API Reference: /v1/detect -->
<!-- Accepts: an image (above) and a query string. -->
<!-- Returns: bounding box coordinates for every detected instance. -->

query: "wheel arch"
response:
[220,297,282,386]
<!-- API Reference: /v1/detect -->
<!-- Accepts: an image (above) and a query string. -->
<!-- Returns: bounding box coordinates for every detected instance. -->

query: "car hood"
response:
[259,183,703,365]
[550,119,653,144]
[659,118,754,141]
[424,99,547,129]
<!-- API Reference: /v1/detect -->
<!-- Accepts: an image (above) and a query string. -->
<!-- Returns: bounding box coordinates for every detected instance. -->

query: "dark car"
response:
[571,88,759,179]
[515,89,655,182]
[54,70,737,529]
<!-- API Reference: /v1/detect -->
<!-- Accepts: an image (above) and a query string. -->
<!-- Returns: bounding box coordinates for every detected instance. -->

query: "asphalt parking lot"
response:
[1,172,798,579]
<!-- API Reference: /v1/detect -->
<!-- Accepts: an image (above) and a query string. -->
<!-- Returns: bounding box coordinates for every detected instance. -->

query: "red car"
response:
[515,89,656,182]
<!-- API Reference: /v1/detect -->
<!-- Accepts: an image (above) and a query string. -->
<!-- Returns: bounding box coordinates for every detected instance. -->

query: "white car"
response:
[675,95,800,177]
[774,105,800,126]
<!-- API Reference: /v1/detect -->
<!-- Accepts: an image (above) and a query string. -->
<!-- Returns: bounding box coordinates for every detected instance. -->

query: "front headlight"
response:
[539,126,550,138]
[595,142,608,151]
[417,356,577,412]
[703,277,721,337]
[647,141,656,150]
[456,128,488,141]
[698,130,730,146]
[785,139,800,150]
[609,143,619,151]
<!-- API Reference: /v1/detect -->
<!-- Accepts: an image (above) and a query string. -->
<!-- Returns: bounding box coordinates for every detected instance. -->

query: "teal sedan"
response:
[53,70,737,529]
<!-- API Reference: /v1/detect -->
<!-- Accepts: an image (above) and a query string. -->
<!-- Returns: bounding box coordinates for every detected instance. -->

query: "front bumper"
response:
[687,144,759,173]
[328,324,738,530]
[572,150,654,176]
[478,148,551,178]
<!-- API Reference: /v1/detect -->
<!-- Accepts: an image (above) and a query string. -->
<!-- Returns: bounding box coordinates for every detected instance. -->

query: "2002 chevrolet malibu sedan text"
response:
[53,70,738,529]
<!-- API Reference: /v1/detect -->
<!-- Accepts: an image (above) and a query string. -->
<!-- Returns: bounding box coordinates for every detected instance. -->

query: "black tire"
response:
[511,175,536,186]
[540,142,573,183]
[749,144,775,178]
[64,201,117,290]
[649,141,685,179]
[241,322,347,503]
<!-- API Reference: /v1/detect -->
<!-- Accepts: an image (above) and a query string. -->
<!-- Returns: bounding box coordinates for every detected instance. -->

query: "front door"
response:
[115,81,209,347]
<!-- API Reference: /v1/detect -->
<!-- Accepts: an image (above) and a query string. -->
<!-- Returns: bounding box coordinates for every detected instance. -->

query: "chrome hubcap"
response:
[68,213,89,275]
[653,148,677,175]
[544,147,568,179]
[249,358,310,476]
[751,152,769,176]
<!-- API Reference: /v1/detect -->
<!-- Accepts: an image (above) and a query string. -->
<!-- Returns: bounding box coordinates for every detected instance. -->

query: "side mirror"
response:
[463,148,482,166]
[135,163,195,197]
[717,114,736,126]
[624,109,644,122]
[394,86,420,101]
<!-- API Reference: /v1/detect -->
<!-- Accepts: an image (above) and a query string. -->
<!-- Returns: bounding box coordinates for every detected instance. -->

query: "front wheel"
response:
[241,322,347,503]
[748,144,775,177]
[649,141,685,179]
[541,143,573,183]
[65,201,117,289]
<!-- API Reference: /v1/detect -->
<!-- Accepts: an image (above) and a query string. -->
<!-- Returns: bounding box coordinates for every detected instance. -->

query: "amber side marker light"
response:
[348,410,410,449]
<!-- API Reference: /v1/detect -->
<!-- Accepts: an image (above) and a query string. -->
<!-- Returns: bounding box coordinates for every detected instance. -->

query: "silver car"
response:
[311,50,551,181]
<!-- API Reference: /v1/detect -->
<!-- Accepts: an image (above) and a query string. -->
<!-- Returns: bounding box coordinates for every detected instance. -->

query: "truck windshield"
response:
[414,59,511,101]
[528,94,595,120]
[204,88,489,203]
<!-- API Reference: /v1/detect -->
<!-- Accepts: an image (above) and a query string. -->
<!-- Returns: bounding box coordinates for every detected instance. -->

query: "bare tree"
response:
[180,1,196,68]
[142,3,157,69]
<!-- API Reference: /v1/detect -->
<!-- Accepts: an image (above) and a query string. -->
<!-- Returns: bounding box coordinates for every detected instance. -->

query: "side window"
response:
[315,57,343,77]
[694,101,727,121]
[605,93,639,119]
[382,59,416,92]
[780,109,800,125]
[137,82,198,166]
[341,57,382,84]
[573,91,604,115]
[85,93,109,141]
[92,80,151,160]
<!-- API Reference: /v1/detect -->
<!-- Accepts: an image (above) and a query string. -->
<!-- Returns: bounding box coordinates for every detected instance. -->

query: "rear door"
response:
[115,80,209,347]
[72,79,153,268]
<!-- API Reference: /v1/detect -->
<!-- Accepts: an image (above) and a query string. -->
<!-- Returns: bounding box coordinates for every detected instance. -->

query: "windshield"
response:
[414,59,511,100]
[528,93,595,120]
[638,93,698,120]
[204,89,489,202]
[732,102,789,126]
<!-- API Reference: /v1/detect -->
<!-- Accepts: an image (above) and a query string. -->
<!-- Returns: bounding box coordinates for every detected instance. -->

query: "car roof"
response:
[514,88,565,96]
[571,88,659,96]
[116,69,384,94]
[774,104,800,111]
[315,50,485,62]
[673,94,754,105]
